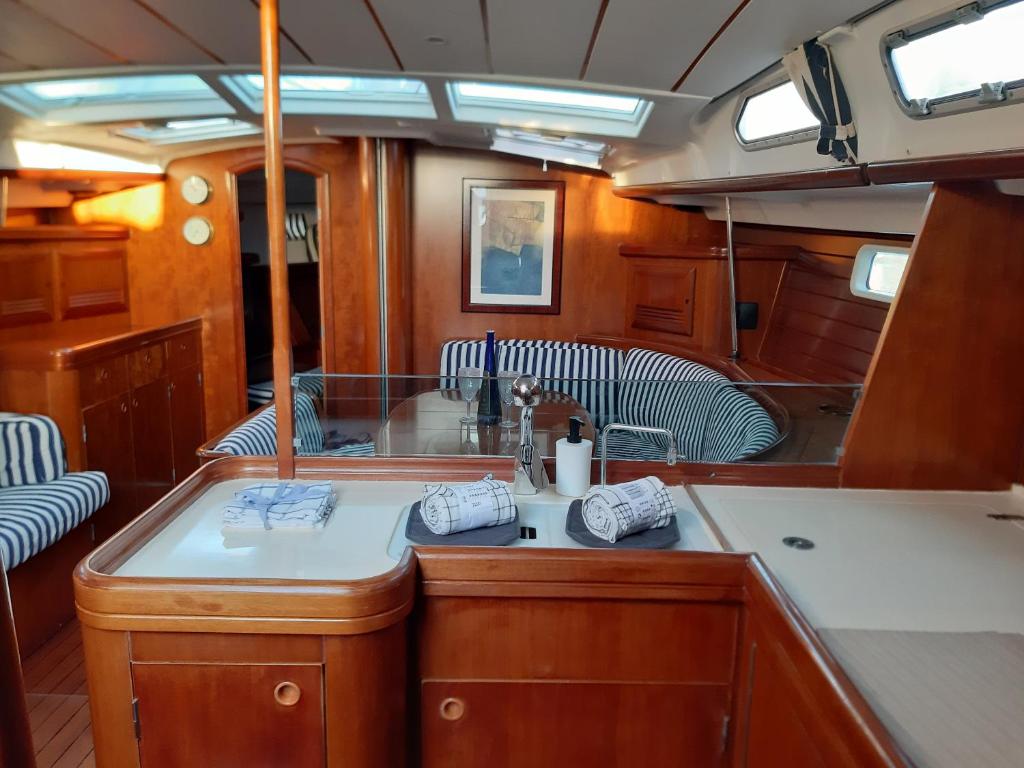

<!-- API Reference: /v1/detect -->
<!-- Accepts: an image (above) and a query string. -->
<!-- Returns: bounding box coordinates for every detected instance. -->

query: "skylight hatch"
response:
[448,81,652,138]
[117,118,261,145]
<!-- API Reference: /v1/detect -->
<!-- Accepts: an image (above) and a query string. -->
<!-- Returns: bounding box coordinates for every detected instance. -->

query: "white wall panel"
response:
[584,0,737,90]
[370,0,488,72]
[488,0,604,79]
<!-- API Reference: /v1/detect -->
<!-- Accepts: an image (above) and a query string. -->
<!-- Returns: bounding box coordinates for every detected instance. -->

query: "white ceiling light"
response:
[12,140,161,173]
[490,128,607,169]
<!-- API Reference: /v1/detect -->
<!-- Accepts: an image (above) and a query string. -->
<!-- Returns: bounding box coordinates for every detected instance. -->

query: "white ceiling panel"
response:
[370,0,488,73]
[21,0,217,66]
[138,0,308,65]
[0,52,26,73]
[584,0,739,90]
[279,0,397,70]
[488,0,604,80]
[680,0,885,98]
[0,0,119,69]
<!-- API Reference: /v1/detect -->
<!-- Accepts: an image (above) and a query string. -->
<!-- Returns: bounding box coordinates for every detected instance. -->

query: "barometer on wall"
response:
[181,174,211,205]
[183,216,214,246]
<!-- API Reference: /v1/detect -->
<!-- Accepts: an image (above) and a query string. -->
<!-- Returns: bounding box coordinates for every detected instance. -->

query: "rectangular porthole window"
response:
[735,81,820,149]
[448,81,652,138]
[884,0,1024,117]
[0,75,231,123]
[851,245,911,302]
[220,74,436,119]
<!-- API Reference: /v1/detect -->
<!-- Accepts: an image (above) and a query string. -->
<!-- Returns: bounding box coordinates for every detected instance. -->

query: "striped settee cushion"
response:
[0,471,109,571]
[614,349,779,463]
[0,413,66,488]
[247,368,326,408]
[214,392,325,456]
[440,340,623,427]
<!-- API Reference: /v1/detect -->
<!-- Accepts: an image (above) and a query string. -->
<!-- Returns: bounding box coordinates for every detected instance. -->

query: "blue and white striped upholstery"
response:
[614,349,779,463]
[0,471,108,571]
[214,392,324,456]
[440,340,624,427]
[0,413,66,488]
[247,368,326,408]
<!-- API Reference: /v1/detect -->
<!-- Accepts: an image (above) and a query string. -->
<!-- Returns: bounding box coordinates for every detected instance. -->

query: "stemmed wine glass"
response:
[457,367,483,424]
[498,370,519,429]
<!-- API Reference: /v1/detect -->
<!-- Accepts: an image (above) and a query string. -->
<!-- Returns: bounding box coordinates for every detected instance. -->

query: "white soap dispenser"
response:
[555,416,593,497]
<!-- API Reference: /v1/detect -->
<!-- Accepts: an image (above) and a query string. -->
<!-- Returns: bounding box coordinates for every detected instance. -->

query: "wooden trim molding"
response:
[0,225,129,241]
[612,166,868,199]
[866,148,1024,185]
[619,243,801,261]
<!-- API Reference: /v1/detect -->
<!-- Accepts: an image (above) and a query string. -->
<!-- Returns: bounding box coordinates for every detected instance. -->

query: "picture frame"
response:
[461,178,565,314]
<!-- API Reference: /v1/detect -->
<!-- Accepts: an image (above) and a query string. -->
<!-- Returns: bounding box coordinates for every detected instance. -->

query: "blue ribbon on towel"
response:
[235,482,331,530]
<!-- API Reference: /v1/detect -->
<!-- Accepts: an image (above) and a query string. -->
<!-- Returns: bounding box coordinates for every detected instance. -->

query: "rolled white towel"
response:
[581,476,675,543]
[420,476,516,535]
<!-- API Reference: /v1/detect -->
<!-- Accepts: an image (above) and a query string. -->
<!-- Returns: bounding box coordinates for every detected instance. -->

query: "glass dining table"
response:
[374,389,596,457]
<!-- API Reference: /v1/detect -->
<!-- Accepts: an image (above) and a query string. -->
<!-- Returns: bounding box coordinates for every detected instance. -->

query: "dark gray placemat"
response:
[405,501,520,546]
[565,499,681,549]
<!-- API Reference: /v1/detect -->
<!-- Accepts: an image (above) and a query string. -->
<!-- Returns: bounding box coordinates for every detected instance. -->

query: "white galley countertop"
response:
[114,480,721,581]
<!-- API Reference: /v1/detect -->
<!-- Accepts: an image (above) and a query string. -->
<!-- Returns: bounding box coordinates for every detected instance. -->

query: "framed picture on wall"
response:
[461,179,565,314]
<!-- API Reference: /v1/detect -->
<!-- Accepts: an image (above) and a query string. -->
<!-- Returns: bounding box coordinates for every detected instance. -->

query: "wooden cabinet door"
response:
[132,663,325,768]
[421,680,729,768]
[130,378,175,509]
[82,394,136,540]
[169,365,204,484]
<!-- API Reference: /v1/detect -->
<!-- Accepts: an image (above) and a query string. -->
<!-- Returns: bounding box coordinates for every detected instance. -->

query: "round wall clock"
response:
[181,175,211,205]
[183,216,214,246]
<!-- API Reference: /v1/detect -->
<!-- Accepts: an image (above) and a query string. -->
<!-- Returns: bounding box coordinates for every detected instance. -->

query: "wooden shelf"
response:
[613,166,868,199]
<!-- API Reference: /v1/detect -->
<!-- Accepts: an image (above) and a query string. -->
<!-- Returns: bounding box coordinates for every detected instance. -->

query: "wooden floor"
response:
[21,619,95,767]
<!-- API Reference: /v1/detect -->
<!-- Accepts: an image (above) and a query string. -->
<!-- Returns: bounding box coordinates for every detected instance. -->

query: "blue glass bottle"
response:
[477,330,502,426]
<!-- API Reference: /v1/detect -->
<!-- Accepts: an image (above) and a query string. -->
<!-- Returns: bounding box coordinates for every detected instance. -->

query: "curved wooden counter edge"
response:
[74,458,417,635]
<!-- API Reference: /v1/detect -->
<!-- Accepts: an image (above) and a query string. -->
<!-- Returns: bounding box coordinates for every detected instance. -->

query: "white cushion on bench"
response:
[615,349,779,463]
[0,471,109,571]
[0,413,66,488]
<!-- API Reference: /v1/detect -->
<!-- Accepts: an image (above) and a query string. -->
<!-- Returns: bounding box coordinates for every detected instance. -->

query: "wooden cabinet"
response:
[0,319,205,540]
[132,663,325,768]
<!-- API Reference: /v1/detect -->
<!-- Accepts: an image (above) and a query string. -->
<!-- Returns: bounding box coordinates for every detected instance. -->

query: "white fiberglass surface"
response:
[892,2,1024,102]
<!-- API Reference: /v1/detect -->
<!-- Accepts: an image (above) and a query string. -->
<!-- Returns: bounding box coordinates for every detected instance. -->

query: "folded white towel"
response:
[581,476,674,543]
[223,482,335,531]
[420,476,516,535]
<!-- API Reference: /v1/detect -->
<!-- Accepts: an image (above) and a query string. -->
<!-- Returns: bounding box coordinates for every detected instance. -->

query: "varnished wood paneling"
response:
[1,566,35,767]
[168,365,204,484]
[130,632,322,664]
[80,626,138,768]
[421,680,730,768]
[383,140,413,374]
[410,144,723,373]
[613,166,868,199]
[0,245,53,327]
[842,183,1024,490]
[125,142,379,438]
[57,245,128,321]
[132,662,325,767]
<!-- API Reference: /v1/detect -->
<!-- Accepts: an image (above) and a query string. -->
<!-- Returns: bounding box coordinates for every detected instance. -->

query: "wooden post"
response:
[259,0,295,478]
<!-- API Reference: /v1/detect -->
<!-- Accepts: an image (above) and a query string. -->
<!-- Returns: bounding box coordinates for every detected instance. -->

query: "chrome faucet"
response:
[511,375,549,495]
[600,423,679,487]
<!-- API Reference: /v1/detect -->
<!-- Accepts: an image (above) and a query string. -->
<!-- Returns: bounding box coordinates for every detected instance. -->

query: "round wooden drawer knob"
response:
[439,697,465,721]
[274,681,302,707]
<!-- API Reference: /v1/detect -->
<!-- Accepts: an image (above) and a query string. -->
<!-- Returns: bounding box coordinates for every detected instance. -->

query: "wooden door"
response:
[82,394,136,540]
[132,663,325,768]
[130,379,175,509]
[421,680,729,768]
[169,366,204,484]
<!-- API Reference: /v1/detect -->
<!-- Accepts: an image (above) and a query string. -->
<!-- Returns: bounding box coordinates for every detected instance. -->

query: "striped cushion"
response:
[0,413,66,488]
[616,349,779,463]
[440,340,623,428]
[247,369,325,408]
[0,471,109,571]
[214,393,325,456]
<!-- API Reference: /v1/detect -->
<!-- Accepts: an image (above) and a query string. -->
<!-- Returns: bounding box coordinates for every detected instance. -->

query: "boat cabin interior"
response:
[2,0,1024,766]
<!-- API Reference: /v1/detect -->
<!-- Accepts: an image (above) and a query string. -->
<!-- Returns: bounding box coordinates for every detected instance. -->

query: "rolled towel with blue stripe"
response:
[420,476,516,535]
[582,476,675,543]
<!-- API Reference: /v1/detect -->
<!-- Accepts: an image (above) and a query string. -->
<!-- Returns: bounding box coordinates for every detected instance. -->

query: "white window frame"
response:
[881,0,1024,119]
[733,75,820,151]
[850,245,911,302]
